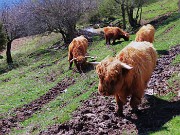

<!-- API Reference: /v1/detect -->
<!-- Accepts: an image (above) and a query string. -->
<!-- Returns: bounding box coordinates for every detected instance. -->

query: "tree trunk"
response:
[65,31,74,44]
[139,6,142,24]
[60,30,67,43]
[127,6,137,28]
[6,40,13,64]
[121,0,126,29]
[59,25,76,44]
[135,1,143,25]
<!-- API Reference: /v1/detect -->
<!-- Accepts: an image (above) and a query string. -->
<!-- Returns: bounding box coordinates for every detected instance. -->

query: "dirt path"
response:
[40,45,180,135]
[0,77,75,135]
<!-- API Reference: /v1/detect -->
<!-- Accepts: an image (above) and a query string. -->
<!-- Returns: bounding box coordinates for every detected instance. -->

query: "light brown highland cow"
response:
[68,35,96,72]
[135,24,155,43]
[96,41,157,115]
[68,35,88,71]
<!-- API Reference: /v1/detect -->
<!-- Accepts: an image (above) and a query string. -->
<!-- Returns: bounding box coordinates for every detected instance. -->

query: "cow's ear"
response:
[120,62,133,70]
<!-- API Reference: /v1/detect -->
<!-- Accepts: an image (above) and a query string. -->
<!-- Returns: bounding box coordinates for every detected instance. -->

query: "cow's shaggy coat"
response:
[135,24,155,43]
[104,27,129,45]
[96,41,157,115]
[68,35,88,71]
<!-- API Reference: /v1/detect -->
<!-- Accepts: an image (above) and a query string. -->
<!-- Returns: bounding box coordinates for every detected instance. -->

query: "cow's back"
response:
[69,36,88,57]
[116,41,157,90]
[135,24,155,43]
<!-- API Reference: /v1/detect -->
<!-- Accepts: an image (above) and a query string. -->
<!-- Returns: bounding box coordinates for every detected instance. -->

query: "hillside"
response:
[0,0,179,134]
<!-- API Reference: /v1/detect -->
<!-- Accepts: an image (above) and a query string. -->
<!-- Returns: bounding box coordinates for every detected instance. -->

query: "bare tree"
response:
[27,0,98,44]
[126,0,143,27]
[0,0,98,64]
[1,2,29,64]
[115,0,126,29]
[115,0,144,28]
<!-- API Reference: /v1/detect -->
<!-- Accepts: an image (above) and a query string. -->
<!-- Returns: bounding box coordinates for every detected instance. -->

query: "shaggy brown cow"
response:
[104,26,129,45]
[96,41,157,115]
[68,35,88,71]
[135,24,155,43]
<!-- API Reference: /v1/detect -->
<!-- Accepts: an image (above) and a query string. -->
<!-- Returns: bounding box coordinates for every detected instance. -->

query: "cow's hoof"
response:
[106,45,110,49]
[115,112,124,117]
[131,108,141,115]
[115,110,124,117]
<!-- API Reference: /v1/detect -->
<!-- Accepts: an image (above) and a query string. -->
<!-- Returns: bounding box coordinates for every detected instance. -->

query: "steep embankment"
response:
[39,44,180,135]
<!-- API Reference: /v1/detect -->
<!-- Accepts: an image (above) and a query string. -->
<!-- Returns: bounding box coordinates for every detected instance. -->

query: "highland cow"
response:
[135,24,155,43]
[104,26,129,45]
[96,41,157,115]
[68,35,96,72]
[68,35,88,71]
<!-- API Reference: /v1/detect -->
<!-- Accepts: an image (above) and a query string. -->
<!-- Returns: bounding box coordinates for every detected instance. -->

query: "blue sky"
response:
[0,0,21,8]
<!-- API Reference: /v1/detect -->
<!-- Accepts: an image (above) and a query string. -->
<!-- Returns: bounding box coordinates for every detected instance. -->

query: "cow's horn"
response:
[85,56,97,59]
[120,62,133,70]
[70,58,77,63]
[87,61,100,66]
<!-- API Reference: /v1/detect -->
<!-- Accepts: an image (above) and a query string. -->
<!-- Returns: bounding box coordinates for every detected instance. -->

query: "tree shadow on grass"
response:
[149,13,180,30]
[113,39,133,46]
[112,41,124,46]
[127,95,180,134]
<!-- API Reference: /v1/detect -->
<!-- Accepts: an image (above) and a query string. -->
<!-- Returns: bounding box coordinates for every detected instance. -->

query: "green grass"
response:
[142,0,179,20]
[0,33,67,116]
[10,79,98,135]
[0,0,179,134]
[154,13,180,51]
[172,54,180,65]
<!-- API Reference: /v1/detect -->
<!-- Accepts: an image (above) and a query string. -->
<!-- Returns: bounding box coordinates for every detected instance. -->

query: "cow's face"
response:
[76,56,86,65]
[97,75,118,96]
[96,59,122,96]
[124,33,130,41]
[96,58,133,96]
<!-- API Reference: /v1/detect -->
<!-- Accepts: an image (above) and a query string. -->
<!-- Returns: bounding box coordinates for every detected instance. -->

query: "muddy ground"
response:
[0,40,179,135]
[0,77,75,134]
[40,45,180,135]
[0,13,179,135]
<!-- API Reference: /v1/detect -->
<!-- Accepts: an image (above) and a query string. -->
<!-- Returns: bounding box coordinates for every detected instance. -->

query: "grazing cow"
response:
[96,41,157,115]
[104,26,129,45]
[68,35,88,71]
[135,24,155,43]
[68,35,96,72]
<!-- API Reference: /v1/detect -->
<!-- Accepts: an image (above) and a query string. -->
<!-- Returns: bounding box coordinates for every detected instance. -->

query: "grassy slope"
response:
[0,0,179,134]
[142,0,178,20]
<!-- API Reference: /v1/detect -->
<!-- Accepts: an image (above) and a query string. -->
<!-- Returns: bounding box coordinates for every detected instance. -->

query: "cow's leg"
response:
[112,38,116,45]
[74,61,82,72]
[105,37,108,45]
[115,95,124,116]
[108,38,111,45]
[130,93,142,113]
[68,53,73,69]
[105,36,110,45]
